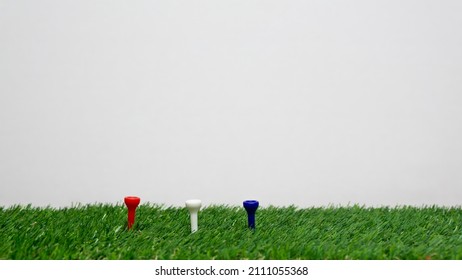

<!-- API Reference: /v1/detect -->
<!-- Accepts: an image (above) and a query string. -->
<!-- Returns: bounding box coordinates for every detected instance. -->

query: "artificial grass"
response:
[1,204,462,259]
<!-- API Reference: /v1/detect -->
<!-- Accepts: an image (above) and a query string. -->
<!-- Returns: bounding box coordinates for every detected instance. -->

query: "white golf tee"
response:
[185,199,202,233]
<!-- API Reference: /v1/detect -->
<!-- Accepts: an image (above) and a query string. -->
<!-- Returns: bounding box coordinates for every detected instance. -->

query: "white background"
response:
[1,0,461,208]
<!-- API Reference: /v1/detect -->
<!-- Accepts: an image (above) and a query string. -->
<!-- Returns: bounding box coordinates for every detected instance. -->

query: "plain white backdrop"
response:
[1,0,461,208]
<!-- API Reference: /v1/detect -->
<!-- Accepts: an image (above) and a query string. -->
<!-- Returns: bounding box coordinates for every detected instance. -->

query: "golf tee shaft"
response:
[247,214,255,229]
[190,212,198,233]
[127,209,136,229]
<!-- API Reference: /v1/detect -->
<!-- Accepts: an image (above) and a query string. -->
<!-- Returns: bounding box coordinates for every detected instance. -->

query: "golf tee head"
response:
[185,199,202,233]
[243,200,259,214]
[124,196,140,230]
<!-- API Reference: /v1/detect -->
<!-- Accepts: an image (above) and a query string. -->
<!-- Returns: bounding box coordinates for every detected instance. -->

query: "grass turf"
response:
[1,204,462,259]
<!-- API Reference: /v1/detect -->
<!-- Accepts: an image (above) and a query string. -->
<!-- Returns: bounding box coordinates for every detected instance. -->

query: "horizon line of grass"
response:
[3,203,462,210]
